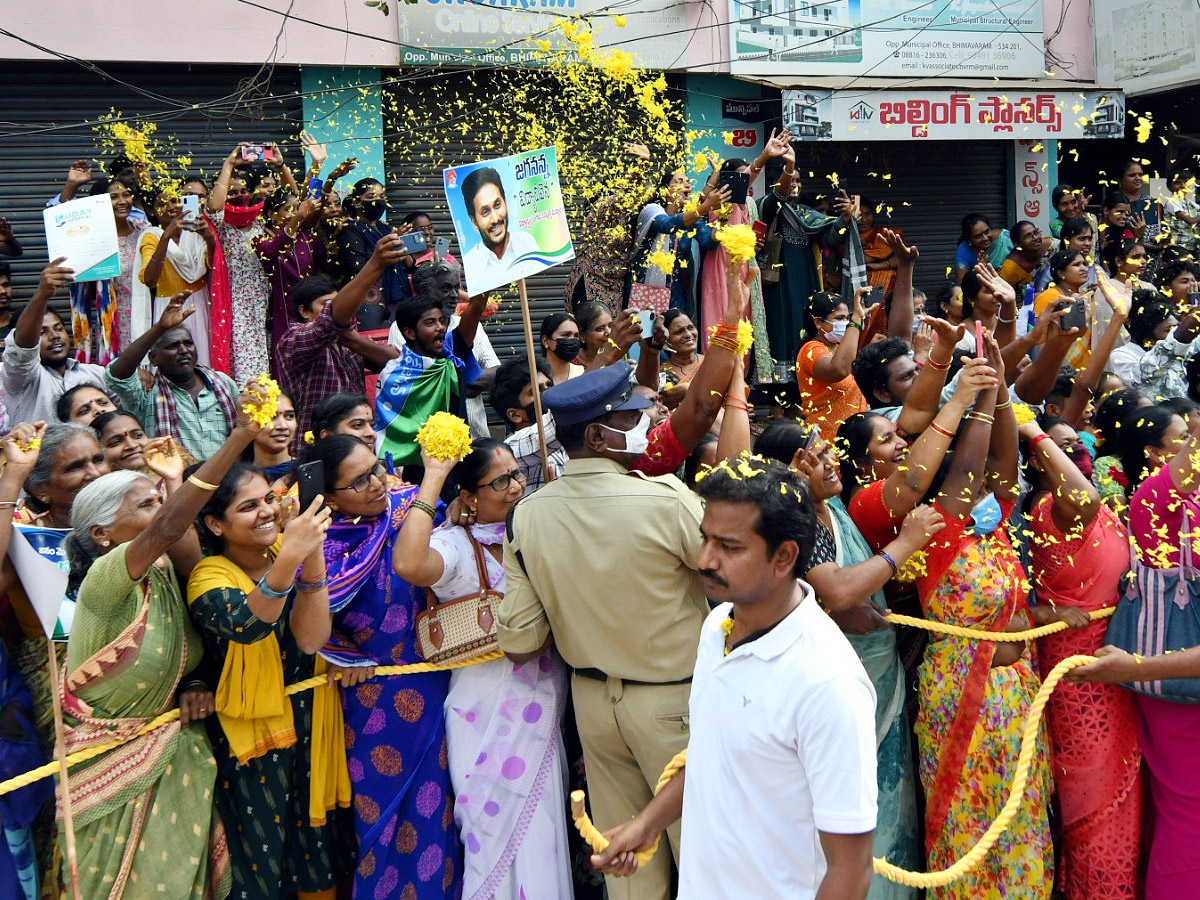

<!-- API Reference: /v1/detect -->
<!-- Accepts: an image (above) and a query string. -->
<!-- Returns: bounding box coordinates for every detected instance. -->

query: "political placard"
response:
[42,194,120,282]
[443,147,574,296]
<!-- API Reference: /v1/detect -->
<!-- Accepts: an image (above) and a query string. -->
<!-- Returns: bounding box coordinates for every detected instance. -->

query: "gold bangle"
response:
[187,474,220,492]
[965,412,995,425]
[994,399,1012,410]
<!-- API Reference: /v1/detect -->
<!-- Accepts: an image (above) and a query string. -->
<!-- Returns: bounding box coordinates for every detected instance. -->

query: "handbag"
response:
[1106,508,1200,702]
[629,281,672,316]
[415,530,500,666]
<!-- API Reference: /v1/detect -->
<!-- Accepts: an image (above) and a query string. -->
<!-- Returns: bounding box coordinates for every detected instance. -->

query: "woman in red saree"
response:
[1022,415,1141,900]
[912,336,1054,899]
[859,201,899,296]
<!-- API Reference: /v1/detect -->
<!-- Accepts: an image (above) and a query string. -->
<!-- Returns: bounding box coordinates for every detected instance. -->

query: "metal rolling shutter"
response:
[790,140,1010,296]
[0,61,303,308]
[384,69,571,364]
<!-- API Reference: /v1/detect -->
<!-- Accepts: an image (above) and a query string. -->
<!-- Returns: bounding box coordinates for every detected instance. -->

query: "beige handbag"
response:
[415,530,500,665]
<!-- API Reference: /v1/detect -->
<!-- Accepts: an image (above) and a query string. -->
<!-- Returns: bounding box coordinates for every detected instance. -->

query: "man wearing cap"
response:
[498,363,708,900]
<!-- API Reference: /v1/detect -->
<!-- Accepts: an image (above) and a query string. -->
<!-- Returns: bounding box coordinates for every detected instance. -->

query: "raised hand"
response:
[1,422,48,471]
[698,183,732,216]
[912,320,935,361]
[156,292,196,331]
[953,357,999,403]
[299,130,327,167]
[327,157,358,182]
[372,231,407,268]
[144,436,186,482]
[973,260,1017,307]
[263,141,286,169]
[623,142,651,161]
[226,142,252,167]
[39,258,75,294]
[899,503,946,547]
[65,159,93,190]
[880,228,918,265]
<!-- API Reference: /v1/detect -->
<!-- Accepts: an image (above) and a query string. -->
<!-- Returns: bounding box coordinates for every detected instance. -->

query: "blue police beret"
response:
[541,364,652,427]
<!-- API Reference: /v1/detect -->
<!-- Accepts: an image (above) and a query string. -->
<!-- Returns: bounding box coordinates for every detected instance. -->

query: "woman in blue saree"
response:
[305,435,462,899]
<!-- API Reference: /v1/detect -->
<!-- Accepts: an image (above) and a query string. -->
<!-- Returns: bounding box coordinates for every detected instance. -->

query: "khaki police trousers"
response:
[571,673,692,900]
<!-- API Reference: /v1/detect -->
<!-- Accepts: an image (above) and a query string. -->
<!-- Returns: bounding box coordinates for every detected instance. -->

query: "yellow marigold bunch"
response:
[416,412,473,462]
[20,438,42,453]
[722,131,735,145]
[682,195,701,217]
[242,374,281,429]
[895,549,928,582]
[735,320,754,356]
[1012,403,1037,425]
[647,248,676,276]
[692,152,709,173]
[715,223,757,265]
[303,431,315,445]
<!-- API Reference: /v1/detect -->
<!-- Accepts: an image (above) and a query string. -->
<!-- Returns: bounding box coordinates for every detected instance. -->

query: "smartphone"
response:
[308,177,323,198]
[638,309,656,340]
[262,145,277,163]
[180,194,200,224]
[296,461,325,513]
[399,231,428,255]
[240,144,264,162]
[1188,292,1200,307]
[1057,299,1088,332]
[718,169,750,205]
[974,319,985,358]
[752,220,768,239]
[803,425,819,455]
[434,235,450,258]
[867,285,885,307]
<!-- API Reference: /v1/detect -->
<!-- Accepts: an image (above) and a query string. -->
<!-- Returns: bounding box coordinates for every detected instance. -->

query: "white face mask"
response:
[600,412,651,456]
[824,319,848,343]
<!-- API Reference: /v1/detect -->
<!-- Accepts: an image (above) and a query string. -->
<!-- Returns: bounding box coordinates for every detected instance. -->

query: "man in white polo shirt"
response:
[591,454,878,900]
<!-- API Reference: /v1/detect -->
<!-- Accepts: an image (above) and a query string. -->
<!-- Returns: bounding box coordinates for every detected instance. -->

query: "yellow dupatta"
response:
[187,552,297,764]
[186,550,351,824]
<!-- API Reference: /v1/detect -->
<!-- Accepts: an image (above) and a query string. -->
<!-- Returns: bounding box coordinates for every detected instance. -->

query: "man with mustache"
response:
[1,257,106,424]
[459,166,540,290]
[497,363,707,900]
[592,456,878,900]
[104,293,239,460]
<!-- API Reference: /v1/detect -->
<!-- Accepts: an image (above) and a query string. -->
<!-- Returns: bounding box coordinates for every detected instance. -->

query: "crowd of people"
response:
[2,128,1200,900]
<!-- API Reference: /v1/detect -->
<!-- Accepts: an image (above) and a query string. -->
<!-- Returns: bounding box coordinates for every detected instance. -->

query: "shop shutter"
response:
[789,140,1011,298]
[0,61,303,308]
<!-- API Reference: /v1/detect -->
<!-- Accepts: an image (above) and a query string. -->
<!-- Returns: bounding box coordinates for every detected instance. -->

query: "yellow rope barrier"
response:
[0,649,506,798]
[0,608,1121,886]
[884,605,1115,641]
[570,653,1098,887]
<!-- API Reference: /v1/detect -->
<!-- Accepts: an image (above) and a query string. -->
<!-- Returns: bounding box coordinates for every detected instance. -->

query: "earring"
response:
[101,540,110,548]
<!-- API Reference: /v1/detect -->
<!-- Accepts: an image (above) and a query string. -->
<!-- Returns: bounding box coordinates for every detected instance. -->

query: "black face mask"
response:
[552,337,581,362]
[522,402,538,425]
[359,199,386,220]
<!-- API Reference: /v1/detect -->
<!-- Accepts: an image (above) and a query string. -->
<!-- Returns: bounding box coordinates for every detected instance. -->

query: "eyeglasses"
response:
[332,461,386,494]
[477,469,527,492]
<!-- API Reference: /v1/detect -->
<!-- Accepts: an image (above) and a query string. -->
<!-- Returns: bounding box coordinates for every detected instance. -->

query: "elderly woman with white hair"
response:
[56,385,265,900]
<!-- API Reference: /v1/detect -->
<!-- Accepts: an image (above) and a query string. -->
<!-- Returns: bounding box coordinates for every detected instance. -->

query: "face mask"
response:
[359,199,386,220]
[912,318,923,334]
[552,337,581,362]
[825,320,848,343]
[1067,443,1094,480]
[600,413,651,456]
[522,402,538,426]
[970,492,1003,537]
[224,199,264,229]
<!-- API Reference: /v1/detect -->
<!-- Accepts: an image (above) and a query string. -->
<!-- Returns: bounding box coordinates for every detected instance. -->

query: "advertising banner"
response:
[782,89,1125,141]
[730,0,1044,78]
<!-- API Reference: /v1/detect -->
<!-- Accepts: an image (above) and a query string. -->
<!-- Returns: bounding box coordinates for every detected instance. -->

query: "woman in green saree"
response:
[58,384,264,899]
[756,418,943,900]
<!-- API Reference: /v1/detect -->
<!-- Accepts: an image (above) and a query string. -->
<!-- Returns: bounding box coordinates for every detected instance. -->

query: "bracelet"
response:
[849,320,865,331]
[877,550,899,577]
[257,575,293,601]
[994,399,1012,411]
[965,412,995,424]
[929,421,955,439]
[0,501,17,509]
[410,499,437,519]
[708,336,741,354]
[998,316,1015,324]
[724,400,749,413]
[187,474,220,492]
[710,322,739,337]
[925,357,950,371]
[1028,433,1053,451]
[297,575,330,593]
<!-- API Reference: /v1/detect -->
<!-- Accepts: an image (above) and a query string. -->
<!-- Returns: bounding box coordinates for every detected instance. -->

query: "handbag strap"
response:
[464,528,494,594]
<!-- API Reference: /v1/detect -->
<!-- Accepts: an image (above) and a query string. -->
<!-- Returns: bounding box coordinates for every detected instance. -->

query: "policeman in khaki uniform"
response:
[498,365,708,900]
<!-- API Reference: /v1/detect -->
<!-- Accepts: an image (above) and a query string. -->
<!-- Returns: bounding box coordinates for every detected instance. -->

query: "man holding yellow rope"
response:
[591,455,879,899]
